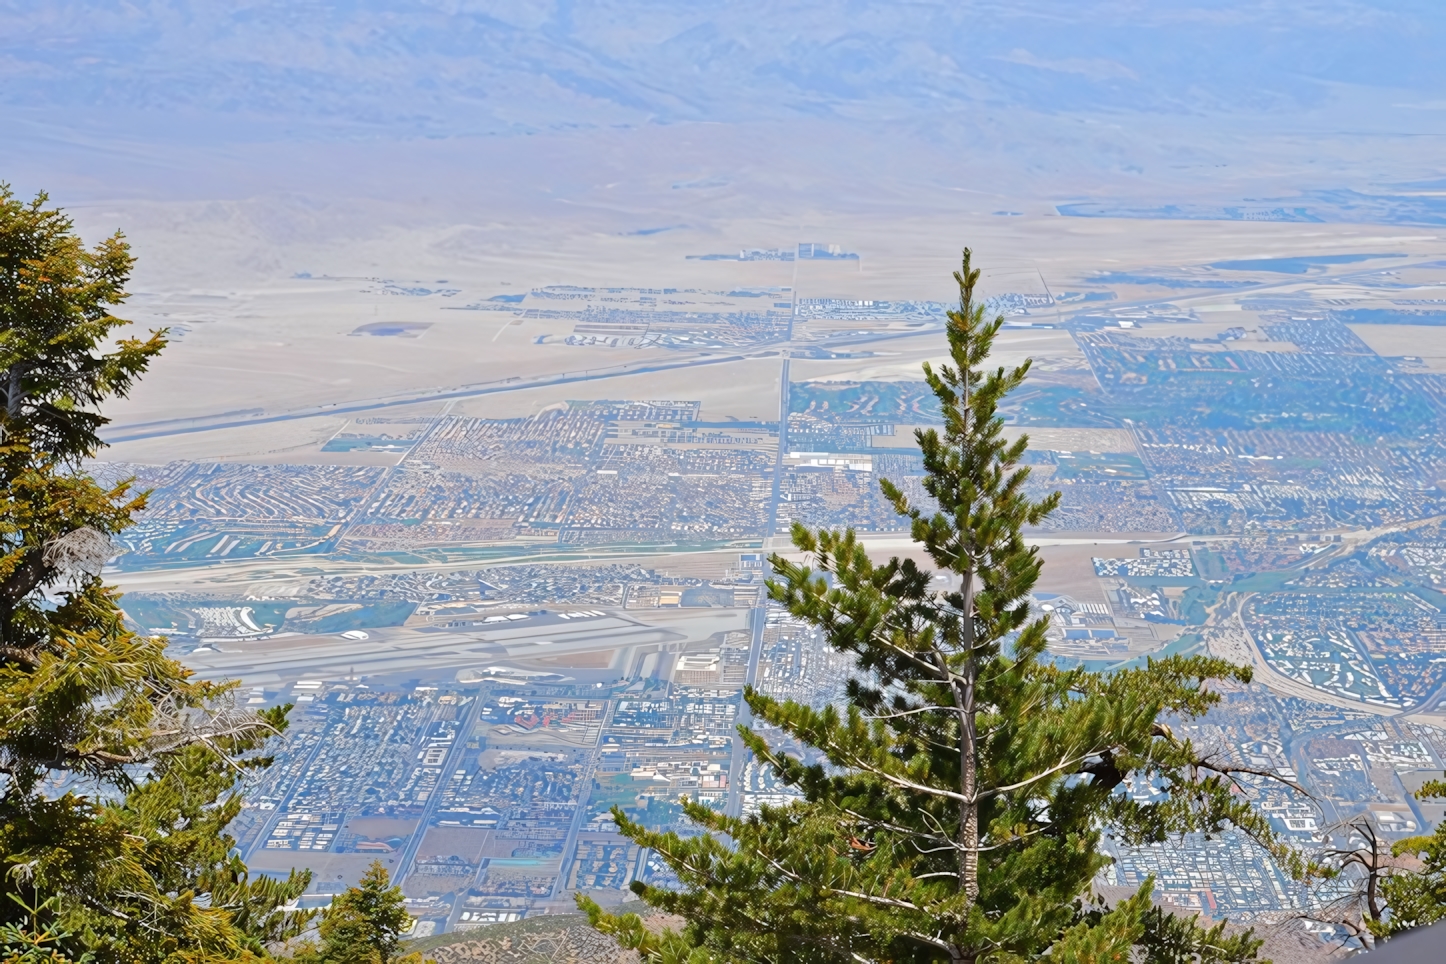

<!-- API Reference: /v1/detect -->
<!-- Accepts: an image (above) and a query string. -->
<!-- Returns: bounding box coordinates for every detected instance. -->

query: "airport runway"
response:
[180,611,686,686]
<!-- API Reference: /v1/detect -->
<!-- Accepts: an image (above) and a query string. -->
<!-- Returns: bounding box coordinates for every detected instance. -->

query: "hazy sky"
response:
[4,2,1444,212]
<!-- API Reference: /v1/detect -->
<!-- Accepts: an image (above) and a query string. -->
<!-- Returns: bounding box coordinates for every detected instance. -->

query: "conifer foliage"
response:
[293,861,427,964]
[0,185,311,962]
[0,185,163,460]
[1372,777,1446,940]
[584,250,1287,963]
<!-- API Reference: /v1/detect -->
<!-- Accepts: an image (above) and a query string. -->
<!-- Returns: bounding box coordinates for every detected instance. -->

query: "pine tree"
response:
[0,184,162,460]
[1307,813,1407,945]
[583,249,1293,963]
[0,184,311,961]
[1371,776,1446,941]
[293,862,426,964]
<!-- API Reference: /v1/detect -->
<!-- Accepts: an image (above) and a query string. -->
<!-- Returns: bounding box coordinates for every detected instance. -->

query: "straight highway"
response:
[393,691,488,896]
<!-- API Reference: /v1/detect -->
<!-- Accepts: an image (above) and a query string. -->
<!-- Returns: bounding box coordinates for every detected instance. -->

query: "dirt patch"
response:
[1004,427,1139,454]
[247,851,395,891]
[1348,323,1446,369]
[346,817,419,840]
[409,912,641,963]
[418,827,494,864]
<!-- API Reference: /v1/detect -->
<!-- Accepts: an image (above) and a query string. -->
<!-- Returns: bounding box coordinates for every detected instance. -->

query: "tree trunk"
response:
[0,546,49,644]
[956,566,979,903]
[956,276,980,904]
[1366,830,1382,924]
[4,365,21,419]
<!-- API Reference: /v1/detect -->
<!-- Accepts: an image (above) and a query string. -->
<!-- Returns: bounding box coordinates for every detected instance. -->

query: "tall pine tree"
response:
[584,249,1292,963]
[0,184,311,962]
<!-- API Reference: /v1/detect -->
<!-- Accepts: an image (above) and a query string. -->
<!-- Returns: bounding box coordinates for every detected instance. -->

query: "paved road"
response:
[102,351,761,443]
[329,399,457,548]
[242,722,334,863]
[726,605,768,817]
[1205,594,1400,717]
[548,695,623,900]
[394,692,488,891]
[765,356,790,541]
[100,325,934,445]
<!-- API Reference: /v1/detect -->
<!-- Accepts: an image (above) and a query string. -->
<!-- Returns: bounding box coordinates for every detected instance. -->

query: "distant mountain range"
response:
[4,1,1445,138]
[5,1,1446,228]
